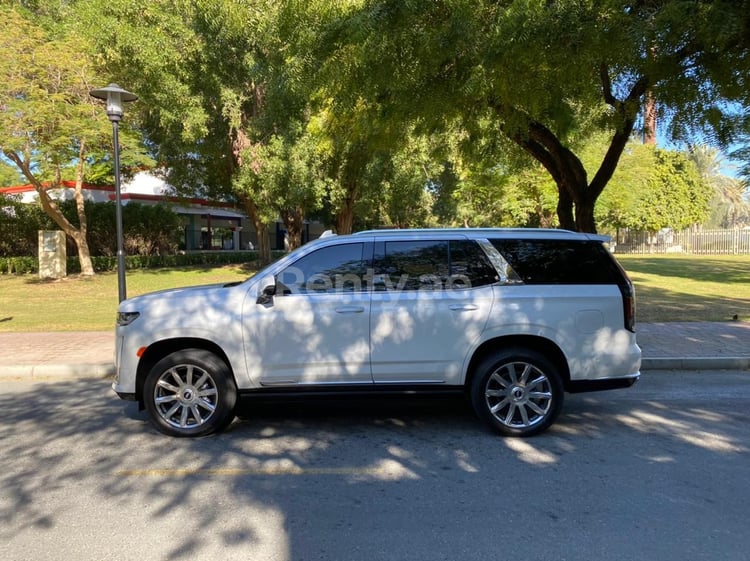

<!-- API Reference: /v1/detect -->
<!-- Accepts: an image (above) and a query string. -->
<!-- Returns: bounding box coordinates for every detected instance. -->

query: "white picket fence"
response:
[612,228,750,254]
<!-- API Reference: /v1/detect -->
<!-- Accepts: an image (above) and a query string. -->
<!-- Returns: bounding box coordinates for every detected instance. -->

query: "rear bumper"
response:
[566,372,639,393]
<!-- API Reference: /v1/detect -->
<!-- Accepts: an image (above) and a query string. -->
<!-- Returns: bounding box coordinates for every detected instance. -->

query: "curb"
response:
[641,357,750,371]
[0,362,114,381]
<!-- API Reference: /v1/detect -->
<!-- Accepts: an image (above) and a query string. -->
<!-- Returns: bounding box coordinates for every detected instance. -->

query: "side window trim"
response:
[476,239,523,285]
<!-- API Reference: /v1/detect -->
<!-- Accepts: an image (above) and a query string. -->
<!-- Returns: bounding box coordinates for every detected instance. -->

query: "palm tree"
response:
[688,145,750,228]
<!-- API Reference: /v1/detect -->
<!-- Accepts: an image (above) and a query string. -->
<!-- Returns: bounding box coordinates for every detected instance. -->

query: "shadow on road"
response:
[1,375,748,560]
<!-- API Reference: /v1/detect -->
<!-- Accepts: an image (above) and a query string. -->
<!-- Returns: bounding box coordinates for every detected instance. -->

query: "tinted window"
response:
[374,240,498,290]
[376,241,449,290]
[449,240,499,287]
[277,243,366,294]
[489,239,622,285]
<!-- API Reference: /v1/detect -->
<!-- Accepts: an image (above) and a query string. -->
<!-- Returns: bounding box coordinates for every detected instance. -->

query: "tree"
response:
[688,145,750,228]
[306,98,404,234]
[306,0,750,233]
[344,136,440,230]
[0,6,113,274]
[234,127,327,250]
[596,144,711,233]
[79,0,323,263]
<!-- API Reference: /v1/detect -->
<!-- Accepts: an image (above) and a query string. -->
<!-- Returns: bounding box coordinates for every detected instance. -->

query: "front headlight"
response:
[116,311,140,326]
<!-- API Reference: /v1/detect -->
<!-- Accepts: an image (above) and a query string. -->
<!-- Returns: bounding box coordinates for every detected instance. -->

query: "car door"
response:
[242,241,373,385]
[369,238,497,385]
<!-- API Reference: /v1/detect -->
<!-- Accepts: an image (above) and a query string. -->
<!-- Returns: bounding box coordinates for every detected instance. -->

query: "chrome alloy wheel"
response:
[484,361,553,430]
[153,364,219,429]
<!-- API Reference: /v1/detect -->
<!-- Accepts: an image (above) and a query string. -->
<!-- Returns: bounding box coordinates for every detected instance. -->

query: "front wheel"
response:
[470,348,563,437]
[144,349,237,437]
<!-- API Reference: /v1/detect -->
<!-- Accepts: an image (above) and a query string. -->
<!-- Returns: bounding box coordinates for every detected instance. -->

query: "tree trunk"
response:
[495,66,648,235]
[73,143,94,275]
[280,207,304,250]
[230,124,273,265]
[242,197,271,266]
[643,91,657,145]
[37,190,94,274]
[574,197,598,234]
[6,150,95,275]
[556,187,576,231]
[335,188,356,234]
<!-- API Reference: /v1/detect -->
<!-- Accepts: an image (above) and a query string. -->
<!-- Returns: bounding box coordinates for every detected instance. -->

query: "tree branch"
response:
[5,149,80,236]
[590,71,651,198]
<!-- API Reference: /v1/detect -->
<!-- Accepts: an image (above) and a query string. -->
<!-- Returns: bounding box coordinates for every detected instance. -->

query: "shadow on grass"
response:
[633,283,748,322]
[128,262,260,276]
[22,274,100,285]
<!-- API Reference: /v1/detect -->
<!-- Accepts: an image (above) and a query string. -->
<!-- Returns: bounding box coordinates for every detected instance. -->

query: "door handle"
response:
[449,304,479,311]
[335,306,365,314]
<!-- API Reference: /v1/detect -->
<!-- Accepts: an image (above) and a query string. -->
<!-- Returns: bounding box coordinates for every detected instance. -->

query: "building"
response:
[0,172,324,251]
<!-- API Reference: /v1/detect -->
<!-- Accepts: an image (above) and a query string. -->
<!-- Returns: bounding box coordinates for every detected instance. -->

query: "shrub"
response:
[0,199,182,258]
[0,256,37,274]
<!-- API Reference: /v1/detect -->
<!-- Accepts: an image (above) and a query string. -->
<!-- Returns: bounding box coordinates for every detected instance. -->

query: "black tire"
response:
[470,347,563,437]
[143,349,237,437]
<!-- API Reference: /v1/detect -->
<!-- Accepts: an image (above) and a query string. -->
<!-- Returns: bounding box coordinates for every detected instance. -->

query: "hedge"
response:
[0,251,287,275]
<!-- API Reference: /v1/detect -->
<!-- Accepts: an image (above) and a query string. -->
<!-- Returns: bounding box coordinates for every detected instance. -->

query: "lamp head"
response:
[89,83,138,122]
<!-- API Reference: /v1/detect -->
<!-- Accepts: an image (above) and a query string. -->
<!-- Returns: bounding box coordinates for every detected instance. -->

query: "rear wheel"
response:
[144,349,237,437]
[471,348,563,437]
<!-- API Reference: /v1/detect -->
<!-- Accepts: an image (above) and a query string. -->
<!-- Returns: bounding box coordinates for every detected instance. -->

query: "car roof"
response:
[349,228,609,242]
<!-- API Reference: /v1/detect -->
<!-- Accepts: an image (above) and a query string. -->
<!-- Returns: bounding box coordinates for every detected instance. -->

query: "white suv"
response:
[113,228,641,437]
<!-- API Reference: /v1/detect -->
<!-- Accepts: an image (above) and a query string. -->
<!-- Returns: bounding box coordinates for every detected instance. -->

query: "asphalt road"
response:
[1,370,749,561]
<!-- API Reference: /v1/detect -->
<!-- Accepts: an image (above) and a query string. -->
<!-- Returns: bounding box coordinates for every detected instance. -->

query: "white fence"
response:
[612,228,750,254]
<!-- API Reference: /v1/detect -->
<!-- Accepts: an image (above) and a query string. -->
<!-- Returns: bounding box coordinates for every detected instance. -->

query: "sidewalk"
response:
[0,322,748,381]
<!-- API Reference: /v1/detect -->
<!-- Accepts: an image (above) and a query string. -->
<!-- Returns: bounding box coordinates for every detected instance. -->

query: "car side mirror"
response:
[256,277,276,306]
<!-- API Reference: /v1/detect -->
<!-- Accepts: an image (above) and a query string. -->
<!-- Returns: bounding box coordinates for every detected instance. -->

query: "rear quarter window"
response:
[489,239,623,285]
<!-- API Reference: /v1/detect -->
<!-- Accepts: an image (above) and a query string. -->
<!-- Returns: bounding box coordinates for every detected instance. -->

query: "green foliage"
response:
[0,7,99,157]
[0,162,21,187]
[0,250,286,275]
[0,195,54,256]
[0,200,182,257]
[0,5,150,177]
[0,256,38,275]
[233,125,328,239]
[58,201,182,256]
[597,145,711,232]
[301,0,750,232]
[58,0,750,237]
[687,145,750,228]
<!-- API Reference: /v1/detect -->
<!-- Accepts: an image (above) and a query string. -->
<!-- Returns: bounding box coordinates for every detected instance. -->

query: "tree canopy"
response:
[1,0,747,264]
[300,0,750,232]
[0,5,113,273]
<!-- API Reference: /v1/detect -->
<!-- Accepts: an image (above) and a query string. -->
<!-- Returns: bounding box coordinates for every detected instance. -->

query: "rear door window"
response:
[488,239,621,285]
[373,239,498,290]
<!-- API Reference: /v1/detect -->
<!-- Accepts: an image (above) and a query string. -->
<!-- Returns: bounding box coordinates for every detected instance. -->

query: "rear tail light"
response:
[610,256,636,332]
[623,288,636,332]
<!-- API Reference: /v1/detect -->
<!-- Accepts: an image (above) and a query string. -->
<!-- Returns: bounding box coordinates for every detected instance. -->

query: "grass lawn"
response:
[0,264,256,332]
[0,254,748,331]
[616,254,750,323]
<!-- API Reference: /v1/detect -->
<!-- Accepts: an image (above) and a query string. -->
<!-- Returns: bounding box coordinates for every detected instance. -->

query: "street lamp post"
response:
[89,84,138,303]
